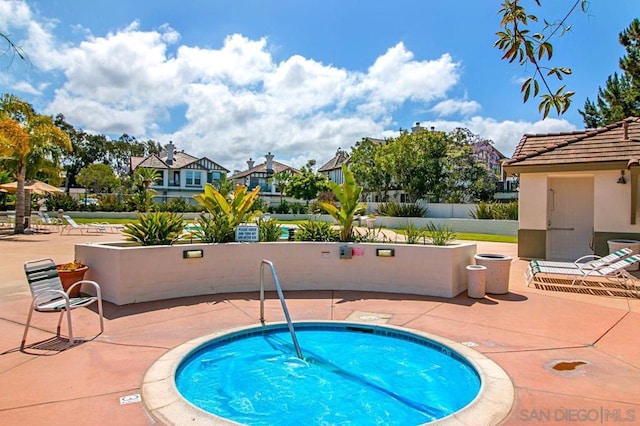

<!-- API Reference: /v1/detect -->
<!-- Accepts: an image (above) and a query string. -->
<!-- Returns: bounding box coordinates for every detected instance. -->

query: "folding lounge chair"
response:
[89,221,125,233]
[526,254,640,292]
[528,248,633,272]
[60,214,105,235]
[21,258,104,350]
[36,212,59,232]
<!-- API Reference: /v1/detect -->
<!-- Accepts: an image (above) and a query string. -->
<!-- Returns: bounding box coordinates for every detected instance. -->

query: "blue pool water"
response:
[175,323,481,425]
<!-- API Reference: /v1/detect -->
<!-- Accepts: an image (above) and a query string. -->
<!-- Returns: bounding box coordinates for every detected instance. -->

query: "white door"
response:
[547,177,594,261]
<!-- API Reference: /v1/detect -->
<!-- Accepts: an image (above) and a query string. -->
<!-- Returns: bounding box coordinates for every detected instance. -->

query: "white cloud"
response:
[4,1,576,174]
[431,99,481,116]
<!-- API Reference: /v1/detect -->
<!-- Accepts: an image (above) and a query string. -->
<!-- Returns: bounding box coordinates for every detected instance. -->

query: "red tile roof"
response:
[505,117,640,168]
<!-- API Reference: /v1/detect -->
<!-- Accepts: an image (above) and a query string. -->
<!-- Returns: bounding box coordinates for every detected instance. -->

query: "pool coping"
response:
[140,321,515,425]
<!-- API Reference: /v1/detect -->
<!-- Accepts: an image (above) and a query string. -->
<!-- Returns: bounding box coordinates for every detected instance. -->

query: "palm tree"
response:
[0,94,71,233]
[132,167,159,212]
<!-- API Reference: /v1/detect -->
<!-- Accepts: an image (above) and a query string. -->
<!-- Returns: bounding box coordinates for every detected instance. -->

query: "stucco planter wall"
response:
[75,241,477,305]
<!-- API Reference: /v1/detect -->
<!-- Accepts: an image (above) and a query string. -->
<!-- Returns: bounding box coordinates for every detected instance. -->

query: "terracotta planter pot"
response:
[56,265,89,298]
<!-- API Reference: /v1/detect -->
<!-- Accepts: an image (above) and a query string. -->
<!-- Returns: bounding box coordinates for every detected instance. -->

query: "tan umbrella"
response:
[0,180,63,195]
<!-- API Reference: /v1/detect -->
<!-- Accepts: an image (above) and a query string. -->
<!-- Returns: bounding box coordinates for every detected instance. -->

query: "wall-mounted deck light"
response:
[183,249,203,259]
[618,170,627,184]
[376,248,395,257]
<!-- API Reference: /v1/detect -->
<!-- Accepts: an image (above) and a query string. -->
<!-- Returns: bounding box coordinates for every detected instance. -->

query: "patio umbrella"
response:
[0,180,62,195]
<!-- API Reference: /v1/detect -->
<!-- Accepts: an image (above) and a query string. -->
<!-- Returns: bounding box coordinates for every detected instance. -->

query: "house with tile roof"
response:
[318,148,350,184]
[229,152,300,204]
[130,141,230,204]
[503,116,640,260]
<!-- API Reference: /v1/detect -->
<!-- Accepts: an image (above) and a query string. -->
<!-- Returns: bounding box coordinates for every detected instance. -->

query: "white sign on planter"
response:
[236,224,259,242]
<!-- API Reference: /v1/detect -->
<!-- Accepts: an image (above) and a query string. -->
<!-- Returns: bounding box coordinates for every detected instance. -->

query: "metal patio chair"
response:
[21,258,104,350]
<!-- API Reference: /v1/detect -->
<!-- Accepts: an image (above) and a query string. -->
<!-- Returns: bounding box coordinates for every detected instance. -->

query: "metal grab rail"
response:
[260,259,303,359]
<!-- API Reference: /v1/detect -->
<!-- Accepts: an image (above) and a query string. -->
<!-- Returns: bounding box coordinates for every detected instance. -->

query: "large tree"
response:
[349,138,393,201]
[0,94,71,233]
[580,19,640,127]
[285,160,331,205]
[76,163,120,194]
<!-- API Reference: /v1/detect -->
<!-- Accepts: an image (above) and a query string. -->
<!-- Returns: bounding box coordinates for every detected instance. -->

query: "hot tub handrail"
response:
[260,259,303,359]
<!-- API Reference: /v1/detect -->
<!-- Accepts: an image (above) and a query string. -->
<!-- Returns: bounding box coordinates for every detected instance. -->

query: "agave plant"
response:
[318,164,365,242]
[123,211,184,246]
[193,183,261,242]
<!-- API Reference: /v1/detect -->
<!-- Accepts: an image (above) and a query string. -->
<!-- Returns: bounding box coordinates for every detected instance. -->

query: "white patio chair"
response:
[21,258,104,350]
[526,254,640,293]
[528,248,633,272]
[60,215,105,235]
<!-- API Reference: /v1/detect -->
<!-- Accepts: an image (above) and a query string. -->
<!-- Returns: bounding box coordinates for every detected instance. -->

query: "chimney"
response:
[247,158,254,170]
[265,152,274,176]
[411,122,422,134]
[165,141,175,165]
[430,126,435,131]
[623,121,630,141]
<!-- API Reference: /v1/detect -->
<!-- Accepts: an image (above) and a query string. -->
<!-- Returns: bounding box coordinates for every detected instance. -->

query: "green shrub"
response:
[494,201,519,220]
[192,183,261,243]
[470,201,518,220]
[123,212,184,246]
[376,201,426,217]
[258,217,283,242]
[402,221,427,244]
[426,221,458,246]
[294,220,339,242]
[95,194,121,212]
[46,193,79,211]
[353,227,395,243]
[194,212,234,243]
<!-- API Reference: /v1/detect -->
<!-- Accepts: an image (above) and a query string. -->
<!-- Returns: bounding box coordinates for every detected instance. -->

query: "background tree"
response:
[580,18,640,127]
[349,138,393,201]
[0,94,71,233]
[379,129,449,202]
[443,128,496,202]
[76,163,120,194]
[285,160,331,205]
[55,114,109,191]
[107,134,162,177]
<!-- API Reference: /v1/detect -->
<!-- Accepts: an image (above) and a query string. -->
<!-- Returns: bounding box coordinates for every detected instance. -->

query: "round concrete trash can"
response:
[607,239,640,271]
[474,253,513,294]
[466,265,487,298]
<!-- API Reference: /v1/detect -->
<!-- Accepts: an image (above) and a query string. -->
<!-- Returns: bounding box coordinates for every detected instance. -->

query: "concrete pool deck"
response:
[1,230,639,425]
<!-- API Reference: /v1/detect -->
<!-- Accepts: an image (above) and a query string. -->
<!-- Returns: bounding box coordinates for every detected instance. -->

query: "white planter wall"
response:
[76,241,477,305]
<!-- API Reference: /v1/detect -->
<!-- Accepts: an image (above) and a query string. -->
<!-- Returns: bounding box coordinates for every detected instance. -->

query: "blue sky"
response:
[0,0,637,173]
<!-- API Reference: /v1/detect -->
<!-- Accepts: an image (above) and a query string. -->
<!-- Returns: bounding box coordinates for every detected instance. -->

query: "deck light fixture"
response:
[183,249,203,259]
[618,170,627,184]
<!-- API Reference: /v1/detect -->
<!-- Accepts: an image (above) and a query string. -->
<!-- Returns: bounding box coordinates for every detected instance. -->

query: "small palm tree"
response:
[318,164,365,242]
[133,167,159,211]
[193,183,261,242]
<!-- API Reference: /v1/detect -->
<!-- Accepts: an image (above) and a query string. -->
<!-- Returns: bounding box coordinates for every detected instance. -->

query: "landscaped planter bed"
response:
[75,241,477,305]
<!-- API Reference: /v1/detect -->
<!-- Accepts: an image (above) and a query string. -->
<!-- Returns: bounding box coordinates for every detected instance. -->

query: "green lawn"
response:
[72,217,517,243]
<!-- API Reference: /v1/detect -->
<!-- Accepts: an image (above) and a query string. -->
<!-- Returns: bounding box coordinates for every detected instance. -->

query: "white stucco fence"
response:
[75,241,477,306]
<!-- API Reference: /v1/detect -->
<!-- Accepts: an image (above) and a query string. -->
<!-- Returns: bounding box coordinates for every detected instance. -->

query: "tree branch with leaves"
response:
[495,0,588,118]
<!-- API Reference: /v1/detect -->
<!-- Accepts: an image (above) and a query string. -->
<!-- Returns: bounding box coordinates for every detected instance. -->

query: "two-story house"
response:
[317,149,350,184]
[130,141,229,204]
[230,152,300,205]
